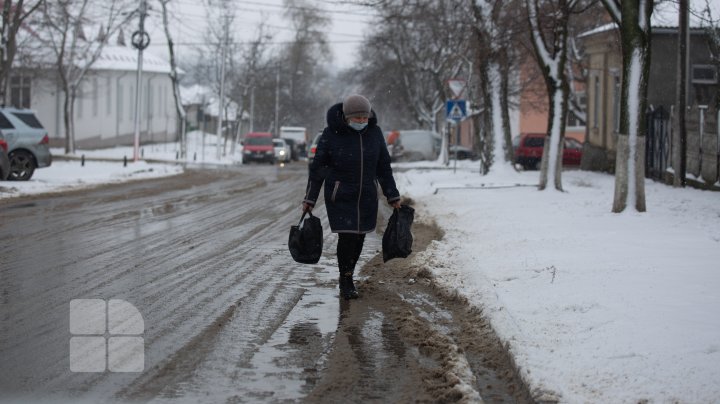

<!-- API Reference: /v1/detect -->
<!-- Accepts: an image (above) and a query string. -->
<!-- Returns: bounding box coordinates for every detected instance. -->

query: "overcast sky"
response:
[140,0,374,71]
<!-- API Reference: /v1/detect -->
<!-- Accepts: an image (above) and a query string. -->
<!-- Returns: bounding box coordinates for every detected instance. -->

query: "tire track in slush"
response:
[0,165,323,401]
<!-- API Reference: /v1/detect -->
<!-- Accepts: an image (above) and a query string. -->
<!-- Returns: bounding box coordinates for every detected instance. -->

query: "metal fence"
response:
[645,106,671,181]
[645,105,720,186]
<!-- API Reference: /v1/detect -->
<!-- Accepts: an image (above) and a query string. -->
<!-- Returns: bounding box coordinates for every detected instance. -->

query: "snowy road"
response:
[0,163,530,403]
[0,164,343,402]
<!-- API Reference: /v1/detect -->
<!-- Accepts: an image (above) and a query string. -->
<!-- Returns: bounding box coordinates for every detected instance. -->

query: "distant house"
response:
[179,84,242,138]
[518,59,587,144]
[580,23,719,172]
[10,45,178,149]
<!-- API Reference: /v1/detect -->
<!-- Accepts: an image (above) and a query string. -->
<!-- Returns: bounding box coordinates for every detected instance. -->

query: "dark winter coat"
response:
[303,103,400,234]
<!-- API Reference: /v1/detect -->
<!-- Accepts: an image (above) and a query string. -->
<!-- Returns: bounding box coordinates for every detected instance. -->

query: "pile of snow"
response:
[396,161,720,403]
[0,160,182,199]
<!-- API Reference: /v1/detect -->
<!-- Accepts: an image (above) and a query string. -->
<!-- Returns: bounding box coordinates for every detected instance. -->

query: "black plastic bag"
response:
[289,212,323,264]
[382,205,414,262]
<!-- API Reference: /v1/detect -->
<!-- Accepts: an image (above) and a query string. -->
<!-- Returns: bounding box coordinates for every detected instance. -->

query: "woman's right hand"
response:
[302,202,313,213]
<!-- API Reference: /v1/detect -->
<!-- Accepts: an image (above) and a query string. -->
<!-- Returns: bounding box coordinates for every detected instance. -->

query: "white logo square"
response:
[69,336,106,372]
[108,337,144,372]
[69,299,106,335]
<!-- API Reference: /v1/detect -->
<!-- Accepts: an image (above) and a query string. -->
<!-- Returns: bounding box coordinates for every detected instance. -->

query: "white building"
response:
[21,45,178,149]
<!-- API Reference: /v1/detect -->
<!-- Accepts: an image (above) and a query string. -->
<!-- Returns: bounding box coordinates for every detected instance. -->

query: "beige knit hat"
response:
[343,94,371,119]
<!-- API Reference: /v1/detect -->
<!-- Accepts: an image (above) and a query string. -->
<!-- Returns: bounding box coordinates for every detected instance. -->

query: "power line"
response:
[145,39,364,47]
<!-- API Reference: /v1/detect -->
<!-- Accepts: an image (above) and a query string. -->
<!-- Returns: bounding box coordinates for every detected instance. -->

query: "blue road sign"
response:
[446,100,467,122]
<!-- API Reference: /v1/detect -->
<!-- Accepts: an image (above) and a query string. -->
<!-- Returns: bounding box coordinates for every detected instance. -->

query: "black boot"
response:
[339,271,359,300]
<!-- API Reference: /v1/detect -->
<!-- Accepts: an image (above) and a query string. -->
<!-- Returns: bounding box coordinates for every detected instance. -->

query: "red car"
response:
[513,132,583,170]
[0,138,9,180]
[241,132,275,164]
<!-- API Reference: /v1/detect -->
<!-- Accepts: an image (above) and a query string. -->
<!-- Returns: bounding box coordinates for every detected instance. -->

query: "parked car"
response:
[513,132,583,170]
[282,138,300,161]
[0,107,52,180]
[449,145,479,161]
[385,130,404,162]
[307,131,322,164]
[241,132,275,164]
[272,138,292,163]
[0,139,10,181]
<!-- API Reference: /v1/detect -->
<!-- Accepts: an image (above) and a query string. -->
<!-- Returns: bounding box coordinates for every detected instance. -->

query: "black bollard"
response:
[141,148,144,158]
[124,155,127,167]
[194,152,197,161]
[81,154,85,166]
[176,151,179,160]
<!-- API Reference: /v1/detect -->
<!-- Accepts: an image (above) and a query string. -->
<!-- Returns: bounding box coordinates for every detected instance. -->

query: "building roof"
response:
[579,1,719,38]
[93,45,173,74]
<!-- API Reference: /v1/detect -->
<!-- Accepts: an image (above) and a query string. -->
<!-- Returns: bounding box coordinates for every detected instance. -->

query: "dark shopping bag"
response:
[288,212,323,264]
[382,205,414,262]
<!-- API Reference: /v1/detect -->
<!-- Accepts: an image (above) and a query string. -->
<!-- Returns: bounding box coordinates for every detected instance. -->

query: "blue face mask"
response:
[348,121,367,131]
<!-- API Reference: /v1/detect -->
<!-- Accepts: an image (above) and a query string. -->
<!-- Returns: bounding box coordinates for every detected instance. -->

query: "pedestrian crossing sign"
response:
[446,100,467,122]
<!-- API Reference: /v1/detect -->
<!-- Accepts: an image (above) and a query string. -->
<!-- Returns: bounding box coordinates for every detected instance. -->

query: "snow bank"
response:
[396,164,720,403]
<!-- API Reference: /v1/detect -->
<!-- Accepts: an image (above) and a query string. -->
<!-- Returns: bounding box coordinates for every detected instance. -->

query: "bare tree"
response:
[158,0,187,158]
[39,0,134,153]
[471,0,521,172]
[227,23,272,154]
[278,0,332,129]
[600,0,653,212]
[0,0,43,105]
[358,1,468,133]
[526,0,591,191]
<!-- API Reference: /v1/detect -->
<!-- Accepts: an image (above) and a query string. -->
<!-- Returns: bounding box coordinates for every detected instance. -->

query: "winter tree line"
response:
[1,0,718,213]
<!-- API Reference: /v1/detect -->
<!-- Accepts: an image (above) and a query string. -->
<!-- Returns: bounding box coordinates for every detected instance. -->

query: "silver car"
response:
[0,107,52,180]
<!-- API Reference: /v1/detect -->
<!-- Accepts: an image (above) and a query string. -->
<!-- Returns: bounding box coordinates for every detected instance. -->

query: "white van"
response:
[395,130,441,161]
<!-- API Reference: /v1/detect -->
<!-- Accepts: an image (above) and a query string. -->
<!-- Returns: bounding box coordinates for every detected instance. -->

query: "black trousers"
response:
[337,233,366,275]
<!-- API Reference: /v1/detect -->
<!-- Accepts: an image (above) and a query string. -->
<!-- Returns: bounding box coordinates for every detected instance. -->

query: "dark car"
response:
[0,138,10,180]
[449,145,479,161]
[0,107,52,180]
[283,138,300,161]
[307,132,322,164]
[513,132,583,170]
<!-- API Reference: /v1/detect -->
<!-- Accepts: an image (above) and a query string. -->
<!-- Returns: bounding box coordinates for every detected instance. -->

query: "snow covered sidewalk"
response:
[396,162,720,403]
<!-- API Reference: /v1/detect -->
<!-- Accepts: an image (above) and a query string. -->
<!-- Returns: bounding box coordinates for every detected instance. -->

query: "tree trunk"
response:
[63,90,75,154]
[613,0,651,213]
[161,0,187,158]
[500,60,514,165]
[478,58,494,170]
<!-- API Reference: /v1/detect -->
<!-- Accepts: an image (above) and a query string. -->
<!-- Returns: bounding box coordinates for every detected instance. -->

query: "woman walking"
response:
[302,94,401,300]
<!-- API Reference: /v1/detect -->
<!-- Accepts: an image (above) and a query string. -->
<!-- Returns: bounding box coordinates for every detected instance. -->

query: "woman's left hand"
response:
[391,200,401,209]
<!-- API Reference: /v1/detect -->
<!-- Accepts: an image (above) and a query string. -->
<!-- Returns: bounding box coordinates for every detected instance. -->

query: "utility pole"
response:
[250,85,255,132]
[673,0,689,186]
[274,63,280,136]
[131,0,150,162]
[216,16,229,160]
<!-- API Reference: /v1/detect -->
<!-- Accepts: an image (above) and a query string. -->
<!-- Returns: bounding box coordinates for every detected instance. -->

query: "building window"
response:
[77,84,84,119]
[593,76,600,129]
[691,65,718,84]
[118,84,124,123]
[106,77,112,116]
[92,78,98,117]
[10,75,31,108]
[613,76,621,132]
[129,85,134,122]
[147,84,152,120]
